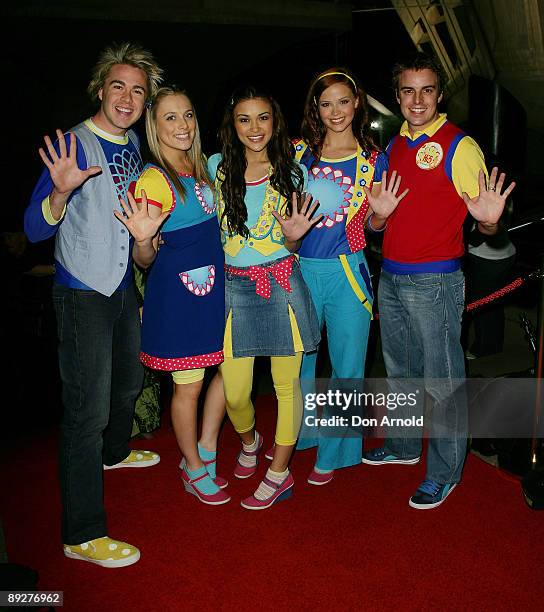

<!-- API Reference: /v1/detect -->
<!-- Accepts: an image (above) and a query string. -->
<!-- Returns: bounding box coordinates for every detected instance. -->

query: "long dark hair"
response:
[300,67,377,163]
[218,85,304,238]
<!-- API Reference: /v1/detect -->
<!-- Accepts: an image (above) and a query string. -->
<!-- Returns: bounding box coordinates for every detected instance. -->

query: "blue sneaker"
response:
[409,479,457,509]
[362,447,420,465]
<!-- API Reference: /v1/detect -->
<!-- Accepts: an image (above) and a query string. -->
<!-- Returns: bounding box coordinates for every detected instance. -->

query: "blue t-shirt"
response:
[297,149,388,258]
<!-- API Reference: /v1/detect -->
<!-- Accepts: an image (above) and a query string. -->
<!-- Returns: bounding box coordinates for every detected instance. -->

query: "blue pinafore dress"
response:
[138,165,224,371]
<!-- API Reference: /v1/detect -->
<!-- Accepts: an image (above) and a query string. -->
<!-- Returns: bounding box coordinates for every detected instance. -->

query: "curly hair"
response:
[218,85,304,238]
[300,67,378,164]
[87,41,163,103]
[145,86,211,201]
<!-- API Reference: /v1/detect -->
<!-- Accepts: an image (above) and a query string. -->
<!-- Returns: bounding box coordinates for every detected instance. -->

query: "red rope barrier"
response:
[373,273,537,320]
[465,277,527,312]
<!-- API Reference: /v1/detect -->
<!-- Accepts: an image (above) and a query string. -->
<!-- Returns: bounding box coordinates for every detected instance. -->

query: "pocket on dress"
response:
[179,265,216,297]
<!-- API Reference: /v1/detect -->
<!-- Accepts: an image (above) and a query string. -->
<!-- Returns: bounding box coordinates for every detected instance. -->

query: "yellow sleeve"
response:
[134,167,174,213]
[42,196,66,225]
[451,136,488,199]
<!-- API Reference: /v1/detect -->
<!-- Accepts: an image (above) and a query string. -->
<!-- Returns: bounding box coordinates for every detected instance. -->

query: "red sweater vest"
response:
[383,121,467,263]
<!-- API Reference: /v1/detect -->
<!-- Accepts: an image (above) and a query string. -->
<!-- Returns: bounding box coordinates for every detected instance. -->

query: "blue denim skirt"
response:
[225,256,320,357]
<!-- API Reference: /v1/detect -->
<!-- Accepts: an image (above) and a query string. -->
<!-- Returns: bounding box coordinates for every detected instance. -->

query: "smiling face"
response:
[233,97,274,156]
[318,82,358,134]
[155,93,196,160]
[94,63,148,135]
[396,68,443,136]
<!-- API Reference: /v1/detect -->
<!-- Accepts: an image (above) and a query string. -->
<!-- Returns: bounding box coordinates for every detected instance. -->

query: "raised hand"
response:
[271,192,323,242]
[114,189,171,244]
[463,167,516,226]
[39,129,102,195]
[363,170,409,220]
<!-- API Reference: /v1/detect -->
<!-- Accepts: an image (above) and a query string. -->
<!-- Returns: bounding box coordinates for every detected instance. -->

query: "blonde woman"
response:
[116,86,229,505]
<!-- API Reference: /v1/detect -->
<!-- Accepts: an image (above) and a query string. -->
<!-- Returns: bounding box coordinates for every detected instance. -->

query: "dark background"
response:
[4,11,414,230]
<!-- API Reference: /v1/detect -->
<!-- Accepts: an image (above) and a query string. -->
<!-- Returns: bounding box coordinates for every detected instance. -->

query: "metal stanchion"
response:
[532,254,544,463]
[521,254,544,509]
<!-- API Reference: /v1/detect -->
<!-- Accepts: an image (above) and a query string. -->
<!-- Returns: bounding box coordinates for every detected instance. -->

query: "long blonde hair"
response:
[145,86,212,200]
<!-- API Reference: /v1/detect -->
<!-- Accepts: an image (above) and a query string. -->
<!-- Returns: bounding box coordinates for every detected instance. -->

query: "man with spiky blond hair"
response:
[25,42,163,568]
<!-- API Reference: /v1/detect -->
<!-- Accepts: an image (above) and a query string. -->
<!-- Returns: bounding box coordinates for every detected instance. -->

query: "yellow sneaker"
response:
[63,536,140,568]
[104,450,160,470]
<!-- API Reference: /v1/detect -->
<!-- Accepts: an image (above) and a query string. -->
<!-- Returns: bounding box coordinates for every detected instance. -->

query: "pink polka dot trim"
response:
[140,350,224,371]
[346,149,379,253]
[346,205,369,251]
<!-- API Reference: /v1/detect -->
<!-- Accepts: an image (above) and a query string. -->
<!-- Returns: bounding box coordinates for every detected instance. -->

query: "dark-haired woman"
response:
[208,86,321,509]
[291,68,406,484]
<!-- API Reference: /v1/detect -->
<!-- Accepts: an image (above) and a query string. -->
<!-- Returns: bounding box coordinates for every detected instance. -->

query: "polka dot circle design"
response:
[194,182,217,214]
[308,166,353,229]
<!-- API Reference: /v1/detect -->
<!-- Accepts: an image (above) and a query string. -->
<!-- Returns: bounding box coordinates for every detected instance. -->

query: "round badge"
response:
[415,142,443,170]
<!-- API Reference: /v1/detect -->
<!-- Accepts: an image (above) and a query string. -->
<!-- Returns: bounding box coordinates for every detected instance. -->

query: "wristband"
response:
[367,212,387,233]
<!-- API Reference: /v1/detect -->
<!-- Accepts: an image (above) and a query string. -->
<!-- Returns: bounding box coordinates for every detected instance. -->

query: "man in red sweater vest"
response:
[362,53,515,509]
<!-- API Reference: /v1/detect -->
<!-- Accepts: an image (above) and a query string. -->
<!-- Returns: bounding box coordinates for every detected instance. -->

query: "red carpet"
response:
[2,394,543,611]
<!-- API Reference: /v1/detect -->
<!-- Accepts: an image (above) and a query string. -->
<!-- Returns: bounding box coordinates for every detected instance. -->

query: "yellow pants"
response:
[220,353,303,445]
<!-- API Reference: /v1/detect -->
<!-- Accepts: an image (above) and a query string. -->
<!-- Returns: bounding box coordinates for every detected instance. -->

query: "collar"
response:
[399,113,448,141]
[84,118,129,145]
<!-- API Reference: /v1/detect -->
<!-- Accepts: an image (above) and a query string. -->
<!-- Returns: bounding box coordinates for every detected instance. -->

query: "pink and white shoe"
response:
[181,469,231,505]
[241,473,294,510]
[211,472,229,489]
[307,468,334,486]
[234,432,263,479]
[264,444,275,461]
[179,457,228,490]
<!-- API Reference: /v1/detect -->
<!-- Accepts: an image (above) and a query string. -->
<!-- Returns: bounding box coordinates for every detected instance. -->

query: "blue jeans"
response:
[297,252,373,470]
[378,270,468,484]
[52,284,143,544]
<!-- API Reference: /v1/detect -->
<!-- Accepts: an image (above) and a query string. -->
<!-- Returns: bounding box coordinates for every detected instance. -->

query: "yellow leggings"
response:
[220,353,303,446]
[171,368,205,384]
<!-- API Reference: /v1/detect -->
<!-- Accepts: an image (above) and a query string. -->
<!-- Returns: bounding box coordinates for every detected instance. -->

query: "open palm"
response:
[271,192,323,242]
[363,170,409,219]
[114,190,170,243]
[463,167,516,225]
[39,129,102,195]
